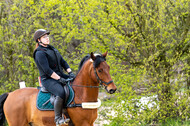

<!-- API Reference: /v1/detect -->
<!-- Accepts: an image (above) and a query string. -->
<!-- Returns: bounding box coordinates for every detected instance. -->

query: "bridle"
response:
[71,60,113,88]
[67,58,114,108]
[93,63,113,87]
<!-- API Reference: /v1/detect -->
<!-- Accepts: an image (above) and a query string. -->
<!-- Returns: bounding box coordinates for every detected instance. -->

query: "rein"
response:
[71,84,101,88]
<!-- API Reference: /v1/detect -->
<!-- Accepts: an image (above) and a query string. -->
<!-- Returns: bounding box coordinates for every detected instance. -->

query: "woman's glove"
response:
[58,78,66,85]
[69,72,75,79]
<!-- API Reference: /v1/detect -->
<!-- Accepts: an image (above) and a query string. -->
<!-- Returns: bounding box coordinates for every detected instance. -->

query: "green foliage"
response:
[0,0,189,125]
[161,118,190,126]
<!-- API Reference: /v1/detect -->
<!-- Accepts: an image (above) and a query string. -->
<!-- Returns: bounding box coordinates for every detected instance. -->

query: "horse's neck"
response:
[73,75,99,102]
[73,62,99,102]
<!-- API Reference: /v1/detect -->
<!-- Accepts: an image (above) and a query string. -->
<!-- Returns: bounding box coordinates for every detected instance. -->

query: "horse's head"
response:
[90,51,117,94]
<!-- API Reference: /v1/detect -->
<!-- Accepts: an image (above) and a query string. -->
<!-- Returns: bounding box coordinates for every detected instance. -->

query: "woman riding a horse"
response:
[0,29,117,126]
[33,29,74,125]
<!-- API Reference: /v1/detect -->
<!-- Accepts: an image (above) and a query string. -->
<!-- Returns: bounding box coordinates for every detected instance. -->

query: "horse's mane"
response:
[78,54,91,73]
[78,53,106,73]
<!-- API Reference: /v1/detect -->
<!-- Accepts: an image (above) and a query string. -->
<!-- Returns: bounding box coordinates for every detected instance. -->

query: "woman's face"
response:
[39,34,50,45]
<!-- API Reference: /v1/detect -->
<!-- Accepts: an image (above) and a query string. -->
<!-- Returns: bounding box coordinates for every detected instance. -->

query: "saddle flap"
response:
[64,85,70,105]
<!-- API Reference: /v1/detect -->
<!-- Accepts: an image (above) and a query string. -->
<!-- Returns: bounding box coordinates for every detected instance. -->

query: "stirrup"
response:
[56,117,70,126]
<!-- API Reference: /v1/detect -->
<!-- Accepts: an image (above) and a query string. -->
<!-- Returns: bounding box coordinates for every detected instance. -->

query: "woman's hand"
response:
[69,72,75,79]
[58,78,66,85]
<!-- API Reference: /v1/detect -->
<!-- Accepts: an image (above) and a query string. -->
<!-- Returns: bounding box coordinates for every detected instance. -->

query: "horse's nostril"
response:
[109,89,116,94]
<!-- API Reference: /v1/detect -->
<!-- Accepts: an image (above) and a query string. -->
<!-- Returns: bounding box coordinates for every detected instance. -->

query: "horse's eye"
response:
[98,69,103,73]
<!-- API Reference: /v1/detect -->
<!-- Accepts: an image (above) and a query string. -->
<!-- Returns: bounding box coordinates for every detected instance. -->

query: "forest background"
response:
[0,0,189,125]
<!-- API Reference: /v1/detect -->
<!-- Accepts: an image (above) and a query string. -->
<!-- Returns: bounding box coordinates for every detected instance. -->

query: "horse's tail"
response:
[0,93,8,126]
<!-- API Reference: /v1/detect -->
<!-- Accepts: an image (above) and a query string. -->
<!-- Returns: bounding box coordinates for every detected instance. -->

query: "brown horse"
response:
[0,51,117,126]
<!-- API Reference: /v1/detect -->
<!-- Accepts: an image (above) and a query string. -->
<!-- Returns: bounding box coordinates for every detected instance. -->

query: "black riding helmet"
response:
[34,29,50,42]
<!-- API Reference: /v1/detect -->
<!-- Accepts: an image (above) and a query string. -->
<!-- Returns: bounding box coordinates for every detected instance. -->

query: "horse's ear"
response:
[90,52,96,61]
[102,51,108,57]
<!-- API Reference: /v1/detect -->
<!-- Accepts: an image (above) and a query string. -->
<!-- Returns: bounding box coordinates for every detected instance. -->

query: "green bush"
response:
[0,0,189,125]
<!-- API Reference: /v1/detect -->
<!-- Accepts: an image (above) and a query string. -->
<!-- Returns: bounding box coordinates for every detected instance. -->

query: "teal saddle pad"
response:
[36,83,74,111]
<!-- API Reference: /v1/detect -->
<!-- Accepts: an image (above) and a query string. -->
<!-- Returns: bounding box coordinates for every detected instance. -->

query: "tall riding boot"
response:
[54,96,70,125]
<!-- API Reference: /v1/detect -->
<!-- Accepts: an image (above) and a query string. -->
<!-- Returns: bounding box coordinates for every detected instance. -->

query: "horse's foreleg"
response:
[68,108,97,126]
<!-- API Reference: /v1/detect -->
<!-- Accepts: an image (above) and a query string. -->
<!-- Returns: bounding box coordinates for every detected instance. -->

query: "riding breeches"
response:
[41,78,65,99]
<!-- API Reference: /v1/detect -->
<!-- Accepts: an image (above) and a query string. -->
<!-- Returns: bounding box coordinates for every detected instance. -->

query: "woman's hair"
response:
[35,43,39,50]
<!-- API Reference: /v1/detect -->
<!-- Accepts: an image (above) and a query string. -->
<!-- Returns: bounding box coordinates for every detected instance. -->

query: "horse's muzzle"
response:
[105,87,117,94]
[109,89,116,94]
